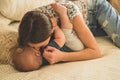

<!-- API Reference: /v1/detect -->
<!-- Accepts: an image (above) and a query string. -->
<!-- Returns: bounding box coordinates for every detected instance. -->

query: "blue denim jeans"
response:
[88,0,120,48]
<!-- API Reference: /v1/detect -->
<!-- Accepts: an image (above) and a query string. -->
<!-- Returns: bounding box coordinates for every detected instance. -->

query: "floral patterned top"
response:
[34,0,88,24]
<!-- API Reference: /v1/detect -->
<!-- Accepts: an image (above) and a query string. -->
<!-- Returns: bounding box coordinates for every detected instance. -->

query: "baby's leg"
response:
[60,16,84,51]
[94,0,120,47]
[60,1,85,51]
[62,28,84,51]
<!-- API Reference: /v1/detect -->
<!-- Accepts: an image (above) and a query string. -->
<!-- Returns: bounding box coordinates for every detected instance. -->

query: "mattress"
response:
[0,36,120,80]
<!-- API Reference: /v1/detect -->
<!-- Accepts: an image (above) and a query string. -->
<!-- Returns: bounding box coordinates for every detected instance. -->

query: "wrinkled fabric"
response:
[92,0,120,47]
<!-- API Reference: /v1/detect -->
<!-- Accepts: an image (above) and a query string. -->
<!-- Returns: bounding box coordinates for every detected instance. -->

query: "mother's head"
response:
[18,10,53,48]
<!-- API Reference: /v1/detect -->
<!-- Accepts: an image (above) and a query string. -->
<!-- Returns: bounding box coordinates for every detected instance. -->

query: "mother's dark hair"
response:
[18,11,53,46]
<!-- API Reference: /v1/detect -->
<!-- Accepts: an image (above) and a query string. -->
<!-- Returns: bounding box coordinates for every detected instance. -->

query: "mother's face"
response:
[28,37,51,51]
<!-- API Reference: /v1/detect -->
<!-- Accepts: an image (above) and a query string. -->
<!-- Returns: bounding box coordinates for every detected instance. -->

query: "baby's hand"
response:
[51,2,67,16]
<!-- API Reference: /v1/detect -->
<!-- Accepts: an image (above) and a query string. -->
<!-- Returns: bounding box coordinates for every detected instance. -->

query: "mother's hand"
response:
[43,46,64,64]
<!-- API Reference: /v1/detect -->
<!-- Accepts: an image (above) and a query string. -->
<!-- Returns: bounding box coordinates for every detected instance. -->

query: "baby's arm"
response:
[50,18,66,48]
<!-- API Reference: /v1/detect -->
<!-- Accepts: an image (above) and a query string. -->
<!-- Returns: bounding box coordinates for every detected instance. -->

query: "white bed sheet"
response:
[0,37,120,80]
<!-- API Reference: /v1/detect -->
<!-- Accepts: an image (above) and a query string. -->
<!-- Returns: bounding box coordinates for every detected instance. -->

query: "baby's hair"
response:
[12,47,41,72]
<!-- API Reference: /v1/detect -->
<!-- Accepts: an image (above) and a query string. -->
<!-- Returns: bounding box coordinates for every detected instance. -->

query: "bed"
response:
[0,0,120,80]
[0,35,120,80]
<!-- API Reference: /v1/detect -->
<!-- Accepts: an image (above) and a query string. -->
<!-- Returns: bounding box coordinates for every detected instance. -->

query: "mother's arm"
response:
[44,14,102,64]
[63,14,102,61]
[43,3,102,64]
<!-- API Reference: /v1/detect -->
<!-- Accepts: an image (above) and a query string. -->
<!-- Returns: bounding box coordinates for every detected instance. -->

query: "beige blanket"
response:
[0,36,120,80]
[0,0,120,79]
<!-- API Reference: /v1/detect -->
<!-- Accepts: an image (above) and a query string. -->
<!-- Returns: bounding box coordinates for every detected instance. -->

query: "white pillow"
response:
[0,13,11,25]
[0,0,55,20]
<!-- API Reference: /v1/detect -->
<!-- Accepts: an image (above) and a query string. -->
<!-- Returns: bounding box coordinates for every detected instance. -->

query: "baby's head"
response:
[12,46,42,72]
